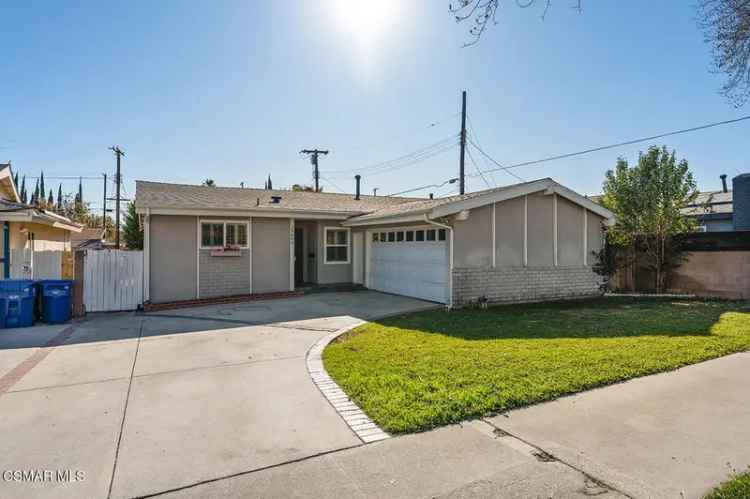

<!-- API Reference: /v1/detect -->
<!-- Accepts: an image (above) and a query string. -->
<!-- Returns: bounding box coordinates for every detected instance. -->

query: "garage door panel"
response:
[369,236,449,303]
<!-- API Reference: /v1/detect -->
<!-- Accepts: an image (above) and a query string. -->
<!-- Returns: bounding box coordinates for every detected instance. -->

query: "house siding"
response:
[316,221,352,284]
[150,215,197,303]
[252,218,291,293]
[453,205,492,268]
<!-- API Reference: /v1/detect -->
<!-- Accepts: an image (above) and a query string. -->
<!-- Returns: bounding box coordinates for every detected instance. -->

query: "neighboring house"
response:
[681,173,750,232]
[0,163,83,278]
[136,177,613,307]
[71,227,111,250]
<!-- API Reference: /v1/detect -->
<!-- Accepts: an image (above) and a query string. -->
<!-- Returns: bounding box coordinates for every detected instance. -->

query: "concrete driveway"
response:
[0,291,436,499]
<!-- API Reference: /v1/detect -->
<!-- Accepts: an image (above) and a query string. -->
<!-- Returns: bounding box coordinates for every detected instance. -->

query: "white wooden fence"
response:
[83,250,143,312]
[10,249,63,279]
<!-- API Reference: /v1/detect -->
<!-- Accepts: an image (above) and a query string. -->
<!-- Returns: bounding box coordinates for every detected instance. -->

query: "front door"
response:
[294,228,304,285]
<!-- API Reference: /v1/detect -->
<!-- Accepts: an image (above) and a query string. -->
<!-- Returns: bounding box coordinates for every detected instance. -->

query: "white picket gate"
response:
[84,250,144,312]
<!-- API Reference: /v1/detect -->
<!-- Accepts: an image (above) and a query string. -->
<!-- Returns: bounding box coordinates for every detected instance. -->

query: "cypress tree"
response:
[77,178,83,206]
[33,179,39,205]
[20,176,27,203]
[39,172,45,201]
[57,184,63,211]
[47,189,54,207]
[13,171,18,189]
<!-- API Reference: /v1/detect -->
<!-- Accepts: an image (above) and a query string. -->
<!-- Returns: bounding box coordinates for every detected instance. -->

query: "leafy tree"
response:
[202,179,216,187]
[122,201,143,250]
[698,0,750,107]
[601,146,699,293]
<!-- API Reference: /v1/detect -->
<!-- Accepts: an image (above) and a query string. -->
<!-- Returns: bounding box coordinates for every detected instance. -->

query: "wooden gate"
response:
[83,250,143,312]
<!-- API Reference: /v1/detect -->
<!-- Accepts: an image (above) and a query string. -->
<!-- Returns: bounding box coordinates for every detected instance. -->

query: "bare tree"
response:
[450,0,581,46]
[698,0,750,107]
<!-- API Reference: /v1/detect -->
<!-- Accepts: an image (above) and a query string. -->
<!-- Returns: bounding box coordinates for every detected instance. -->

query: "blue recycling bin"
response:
[37,280,73,324]
[0,279,37,328]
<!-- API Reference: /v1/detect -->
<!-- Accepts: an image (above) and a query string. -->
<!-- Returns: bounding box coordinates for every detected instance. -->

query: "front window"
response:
[226,223,248,247]
[201,223,224,247]
[201,221,249,249]
[325,228,350,264]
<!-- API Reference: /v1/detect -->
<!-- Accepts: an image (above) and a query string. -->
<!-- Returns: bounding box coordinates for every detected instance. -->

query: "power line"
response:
[340,112,461,154]
[471,114,750,177]
[468,139,526,182]
[466,146,491,189]
[321,135,459,176]
[466,114,497,186]
[319,175,345,193]
[387,177,459,197]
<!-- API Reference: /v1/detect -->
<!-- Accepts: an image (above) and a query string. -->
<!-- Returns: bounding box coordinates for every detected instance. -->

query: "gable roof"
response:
[135,181,417,218]
[344,178,614,226]
[683,190,733,216]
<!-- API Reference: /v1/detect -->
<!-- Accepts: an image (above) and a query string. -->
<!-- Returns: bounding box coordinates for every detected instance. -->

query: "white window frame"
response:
[324,227,351,264]
[200,220,250,249]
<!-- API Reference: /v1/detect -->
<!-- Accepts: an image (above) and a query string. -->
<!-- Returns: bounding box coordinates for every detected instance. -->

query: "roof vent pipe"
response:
[429,193,434,199]
[354,175,361,200]
[720,174,728,193]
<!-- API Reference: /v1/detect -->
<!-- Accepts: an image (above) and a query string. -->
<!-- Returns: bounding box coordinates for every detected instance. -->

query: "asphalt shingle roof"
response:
[135,181,418,215]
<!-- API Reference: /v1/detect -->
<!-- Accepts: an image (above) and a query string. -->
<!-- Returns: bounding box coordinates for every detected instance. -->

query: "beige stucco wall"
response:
[526,193,554,266]
[7,222,70,251]
[668,251,750,299]
[252,218,291,293]
[316,221,352,284]
[494,197,525,267]
[586,211,604,265]
[453,205,492,268]
[149,215,197,303]
[557,196,584,266]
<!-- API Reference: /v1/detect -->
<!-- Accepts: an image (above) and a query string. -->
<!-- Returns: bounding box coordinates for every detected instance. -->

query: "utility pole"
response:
[299,149,329,192]
[102,174,107,231]
[459,90,467,195]
[108,146,125,248]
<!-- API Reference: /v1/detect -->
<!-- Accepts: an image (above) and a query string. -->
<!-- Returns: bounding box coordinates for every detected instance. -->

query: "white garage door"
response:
[368,227,449,304]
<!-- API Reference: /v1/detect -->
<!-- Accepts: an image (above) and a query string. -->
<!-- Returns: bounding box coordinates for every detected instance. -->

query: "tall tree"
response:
[13,171,18,189]
[601,146,699,293]
[20,175,27,203]
[202,179,216,187]
[57,184,63,212]
[32,179,39,205]
[698,0,750,106]
[47,189,54,207]
[122,201,143,250]
[267,174,273,190]
[76,177,83,207]
[39,172,45,203]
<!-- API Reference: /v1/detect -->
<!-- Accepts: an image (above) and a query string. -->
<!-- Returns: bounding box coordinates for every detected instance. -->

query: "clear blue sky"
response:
[1,1,747,213]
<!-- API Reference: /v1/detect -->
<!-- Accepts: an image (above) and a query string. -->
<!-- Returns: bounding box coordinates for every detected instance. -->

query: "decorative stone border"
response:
[306,320,390,444]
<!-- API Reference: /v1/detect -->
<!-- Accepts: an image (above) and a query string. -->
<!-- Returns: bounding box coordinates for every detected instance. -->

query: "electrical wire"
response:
[470,114,750,177]
[465,146,492,189]
[466,114,497,186]
[319,175,346,193]
[468,139,526,182]
[321,135,459,177]
[387,177,459,197]
[339,112,461,154]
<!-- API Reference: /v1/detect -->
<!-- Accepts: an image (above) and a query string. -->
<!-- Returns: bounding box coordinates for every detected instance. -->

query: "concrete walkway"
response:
[1,293,748,499]
[0,291,436,499]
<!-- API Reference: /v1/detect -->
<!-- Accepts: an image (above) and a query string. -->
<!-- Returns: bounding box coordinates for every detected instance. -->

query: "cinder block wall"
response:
[199,250,250,298]
[453,266,602,306]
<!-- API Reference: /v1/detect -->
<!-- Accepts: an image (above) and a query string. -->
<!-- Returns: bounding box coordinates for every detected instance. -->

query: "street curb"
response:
[305,320,390,444]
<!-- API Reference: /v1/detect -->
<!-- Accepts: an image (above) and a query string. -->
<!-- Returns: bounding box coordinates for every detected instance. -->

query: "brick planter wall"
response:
[452,266,602,306]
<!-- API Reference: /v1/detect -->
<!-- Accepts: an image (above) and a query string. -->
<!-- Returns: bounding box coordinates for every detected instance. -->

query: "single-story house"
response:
[0,164,83,279]
[681,173,750,232]
[136,177,613,307]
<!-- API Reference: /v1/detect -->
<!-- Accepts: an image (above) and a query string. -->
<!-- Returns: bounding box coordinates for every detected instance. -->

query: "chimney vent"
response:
[720,174,728,193]
[270,196,282,204]
[429,193,434,200]
[354,175,361,200]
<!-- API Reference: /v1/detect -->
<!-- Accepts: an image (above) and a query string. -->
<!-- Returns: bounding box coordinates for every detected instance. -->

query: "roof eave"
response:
[136,206,362,220]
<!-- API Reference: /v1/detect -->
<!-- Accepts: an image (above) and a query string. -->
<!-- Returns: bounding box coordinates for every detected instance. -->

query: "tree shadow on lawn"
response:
[370,297,750,341]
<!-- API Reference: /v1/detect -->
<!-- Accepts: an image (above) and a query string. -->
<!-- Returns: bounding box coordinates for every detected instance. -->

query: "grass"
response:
[323,297,750,434]
[705,470,750,499]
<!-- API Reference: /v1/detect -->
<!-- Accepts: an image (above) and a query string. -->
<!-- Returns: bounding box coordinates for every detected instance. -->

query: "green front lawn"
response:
[323,297,750,434]
[705,470,750,499]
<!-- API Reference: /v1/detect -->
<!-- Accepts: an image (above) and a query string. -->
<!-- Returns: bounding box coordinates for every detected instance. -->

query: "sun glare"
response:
[330,0,405,76]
